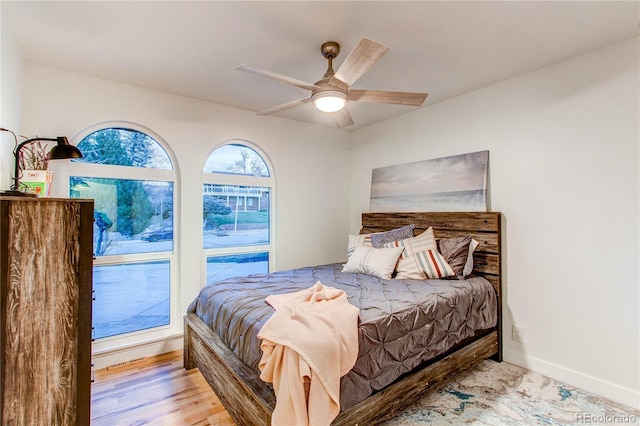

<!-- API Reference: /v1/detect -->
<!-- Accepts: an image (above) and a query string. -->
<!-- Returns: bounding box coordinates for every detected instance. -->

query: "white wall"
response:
[0,12,24,190]
[349,37,639,408]
[20,64,351,366]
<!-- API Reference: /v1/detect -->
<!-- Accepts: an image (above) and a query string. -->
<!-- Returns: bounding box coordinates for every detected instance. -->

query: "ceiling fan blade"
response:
[235,64,320,91]
[257,97,312,116]
[334,108,354,128]
[331,38,389,87]
[349,89,428,106]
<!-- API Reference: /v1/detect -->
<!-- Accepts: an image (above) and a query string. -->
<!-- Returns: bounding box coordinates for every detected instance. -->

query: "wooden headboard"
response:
[360,212,502,296]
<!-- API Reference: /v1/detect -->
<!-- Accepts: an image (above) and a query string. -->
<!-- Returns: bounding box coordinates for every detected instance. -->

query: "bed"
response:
[184,211,502,425]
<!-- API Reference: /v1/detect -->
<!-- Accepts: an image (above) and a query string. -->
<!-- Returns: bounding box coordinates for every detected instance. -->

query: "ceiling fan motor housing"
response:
[321,41,340,59]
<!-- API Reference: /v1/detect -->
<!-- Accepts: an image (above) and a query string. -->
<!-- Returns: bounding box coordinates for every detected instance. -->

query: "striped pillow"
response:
[384,227,455,279]
[347,234,372,260]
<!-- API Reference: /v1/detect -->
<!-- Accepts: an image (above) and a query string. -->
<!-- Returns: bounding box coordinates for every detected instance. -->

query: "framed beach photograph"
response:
[370,150,489,212]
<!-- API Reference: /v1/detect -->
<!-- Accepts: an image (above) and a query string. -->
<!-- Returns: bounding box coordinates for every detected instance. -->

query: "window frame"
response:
[54,123,180,350]
[202,141,275,283]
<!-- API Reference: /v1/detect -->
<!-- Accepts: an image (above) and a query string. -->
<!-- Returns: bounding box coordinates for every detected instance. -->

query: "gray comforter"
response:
[187,263,497,409]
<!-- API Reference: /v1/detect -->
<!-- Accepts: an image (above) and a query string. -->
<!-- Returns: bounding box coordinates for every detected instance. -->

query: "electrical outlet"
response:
[512,325,525,343]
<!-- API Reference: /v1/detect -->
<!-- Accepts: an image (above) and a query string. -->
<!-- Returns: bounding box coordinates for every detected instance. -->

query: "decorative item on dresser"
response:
[184,211,502,426]
[0,127,83,197]
[0,196,94,425]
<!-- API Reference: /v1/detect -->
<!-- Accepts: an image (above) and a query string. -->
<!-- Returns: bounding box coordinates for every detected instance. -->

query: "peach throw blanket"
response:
[257,282,359,426]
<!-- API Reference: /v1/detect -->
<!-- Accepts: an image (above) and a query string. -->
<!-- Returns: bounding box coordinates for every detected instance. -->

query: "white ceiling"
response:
[3,1,639,131]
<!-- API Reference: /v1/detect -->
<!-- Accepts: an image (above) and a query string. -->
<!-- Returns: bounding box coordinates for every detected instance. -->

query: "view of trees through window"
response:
[203,143,269,176]
[72,177,173,256]
[75,127,172,169]
[70,128,174,340]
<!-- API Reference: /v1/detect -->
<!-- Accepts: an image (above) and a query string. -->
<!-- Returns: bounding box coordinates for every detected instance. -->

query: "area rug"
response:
[383,360,639,425]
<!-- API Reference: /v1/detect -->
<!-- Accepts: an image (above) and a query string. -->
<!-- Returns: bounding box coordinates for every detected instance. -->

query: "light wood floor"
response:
[91,350,236,426]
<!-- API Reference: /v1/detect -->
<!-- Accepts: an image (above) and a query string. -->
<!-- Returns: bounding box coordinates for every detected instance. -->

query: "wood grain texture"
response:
[91,350,235,426]
[185,314,274,425]
[361,211,500,233]
[183,211,503,426]
[0,197,94,426]
[331,37,389,86]
[348,89,428,106]
[334,108,355,129]
[235,64,320,91]
[362,211,502,294]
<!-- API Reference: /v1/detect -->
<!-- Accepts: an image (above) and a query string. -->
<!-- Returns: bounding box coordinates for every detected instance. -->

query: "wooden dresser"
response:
[0,196,94,425]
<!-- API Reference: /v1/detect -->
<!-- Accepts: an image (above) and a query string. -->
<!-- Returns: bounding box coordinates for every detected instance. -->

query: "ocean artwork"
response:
[370,151,489,212]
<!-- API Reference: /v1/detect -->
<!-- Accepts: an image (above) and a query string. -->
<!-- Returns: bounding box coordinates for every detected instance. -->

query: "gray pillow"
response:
[437,236,471,276]
[371,224,415,248]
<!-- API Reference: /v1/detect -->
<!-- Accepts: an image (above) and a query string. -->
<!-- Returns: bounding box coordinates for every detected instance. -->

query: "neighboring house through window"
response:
[203,142,273,283]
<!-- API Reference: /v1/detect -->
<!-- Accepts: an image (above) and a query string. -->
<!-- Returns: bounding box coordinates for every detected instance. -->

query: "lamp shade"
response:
[48,137,83,160]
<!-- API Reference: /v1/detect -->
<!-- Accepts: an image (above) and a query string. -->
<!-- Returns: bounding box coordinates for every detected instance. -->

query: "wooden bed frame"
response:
[184,212,502,425]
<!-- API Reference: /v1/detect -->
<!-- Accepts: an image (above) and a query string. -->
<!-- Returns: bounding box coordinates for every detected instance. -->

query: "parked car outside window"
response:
[141,226,173,242]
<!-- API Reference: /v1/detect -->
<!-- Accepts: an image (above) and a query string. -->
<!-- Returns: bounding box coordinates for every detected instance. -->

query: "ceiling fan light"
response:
[312,91,347,113]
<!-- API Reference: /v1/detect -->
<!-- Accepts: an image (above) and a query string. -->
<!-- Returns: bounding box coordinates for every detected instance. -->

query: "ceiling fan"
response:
[235,37,428,128]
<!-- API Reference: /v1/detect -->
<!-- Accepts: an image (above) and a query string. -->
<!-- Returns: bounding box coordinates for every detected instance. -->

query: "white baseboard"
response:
[92,333,184,370]
[503,348,639,410]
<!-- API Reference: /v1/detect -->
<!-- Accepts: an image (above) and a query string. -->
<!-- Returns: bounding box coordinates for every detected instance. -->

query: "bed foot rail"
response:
[333,330,498,425]
[184,314,275,426]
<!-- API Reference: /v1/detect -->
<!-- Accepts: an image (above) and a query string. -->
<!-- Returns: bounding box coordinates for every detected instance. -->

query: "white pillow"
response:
[342,245,403,279]
[346,233,372,260]
[463,239,480,276]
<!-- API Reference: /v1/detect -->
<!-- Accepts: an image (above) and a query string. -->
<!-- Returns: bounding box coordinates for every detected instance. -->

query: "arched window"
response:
[203,142,273,283]
[64,126,178,346]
